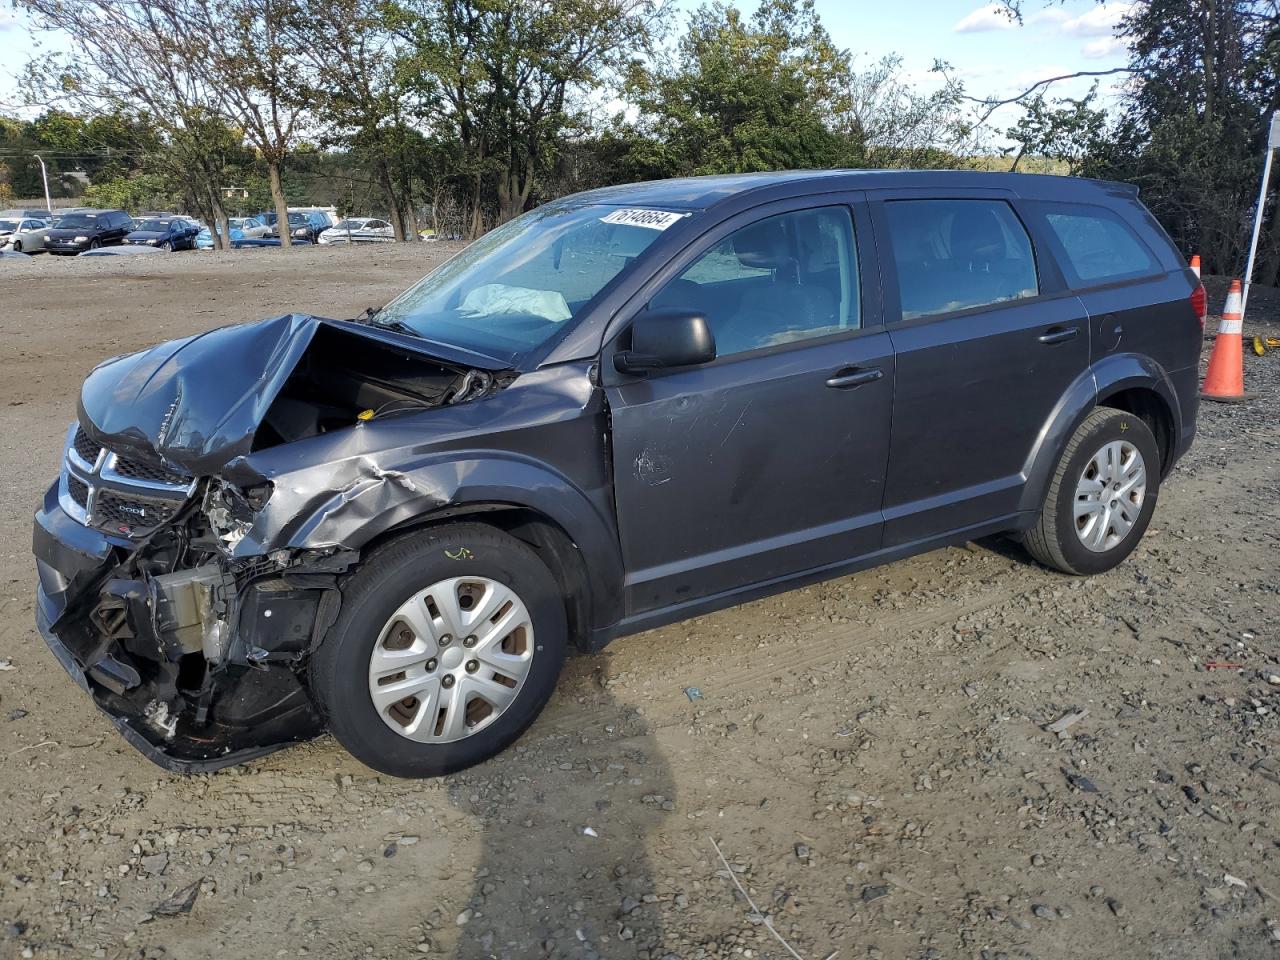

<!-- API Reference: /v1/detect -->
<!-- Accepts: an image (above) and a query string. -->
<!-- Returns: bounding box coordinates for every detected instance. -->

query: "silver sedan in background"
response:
[317,217,396,244]
[0,217,51,253]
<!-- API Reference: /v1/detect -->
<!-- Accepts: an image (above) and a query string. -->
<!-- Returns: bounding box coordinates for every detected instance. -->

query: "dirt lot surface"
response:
[1,247,1278,960]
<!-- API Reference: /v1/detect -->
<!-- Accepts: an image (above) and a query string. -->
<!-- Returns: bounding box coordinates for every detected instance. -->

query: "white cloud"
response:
[1060,3,1135,38]
[1081,35,1126,59]
[953,4,1015,33]
[1027,9,1069,26]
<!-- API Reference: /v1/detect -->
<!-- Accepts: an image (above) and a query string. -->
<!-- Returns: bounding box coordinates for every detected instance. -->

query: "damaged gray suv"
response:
[33,170,1204,777]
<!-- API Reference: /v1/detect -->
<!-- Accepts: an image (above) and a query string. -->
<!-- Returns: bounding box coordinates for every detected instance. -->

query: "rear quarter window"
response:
[1038,203,1159,287]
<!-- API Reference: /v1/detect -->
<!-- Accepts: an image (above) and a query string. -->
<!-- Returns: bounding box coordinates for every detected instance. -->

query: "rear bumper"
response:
[1168,363,1200,470]
[33,481,323,773]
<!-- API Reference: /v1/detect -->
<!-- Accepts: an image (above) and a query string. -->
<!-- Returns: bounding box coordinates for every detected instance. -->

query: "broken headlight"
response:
[203,479,272,552]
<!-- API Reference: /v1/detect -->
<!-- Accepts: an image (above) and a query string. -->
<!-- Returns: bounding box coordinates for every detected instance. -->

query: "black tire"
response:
[1024,407,1161,575]
[161,240,172,252]
[12,240,21,252]
[89,238,100,250]
[310,523,568,778]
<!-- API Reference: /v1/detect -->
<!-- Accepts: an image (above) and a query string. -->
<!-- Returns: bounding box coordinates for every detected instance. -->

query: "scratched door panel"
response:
[608,332,895,614]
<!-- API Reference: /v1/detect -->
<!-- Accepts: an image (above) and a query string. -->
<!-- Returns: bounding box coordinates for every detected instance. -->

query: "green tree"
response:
[1003,87,1105,173]
[626,0,850,177]
[1081,0,1279,277]
[192,0,310,246]
[17,0,241,246]
[391,0,664,236]
[291,0,421,238]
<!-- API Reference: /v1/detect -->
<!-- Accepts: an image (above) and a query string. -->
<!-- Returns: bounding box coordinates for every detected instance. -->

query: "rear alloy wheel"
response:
[1024,407,1161,575]
[310,523,568,777]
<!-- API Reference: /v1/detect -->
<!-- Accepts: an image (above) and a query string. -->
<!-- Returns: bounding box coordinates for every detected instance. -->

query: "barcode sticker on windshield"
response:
[599,208,687,231]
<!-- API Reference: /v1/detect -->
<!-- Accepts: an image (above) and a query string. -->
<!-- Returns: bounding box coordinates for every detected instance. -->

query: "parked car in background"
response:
[194,217,271,249]
[125,217,202,251]
[318,217,396,244]
[44,209,133,254]
[234,216,269,239]
[1,208,53,221]
[267,210,330,243]
[0,216,51,253]
[48,208,91,227]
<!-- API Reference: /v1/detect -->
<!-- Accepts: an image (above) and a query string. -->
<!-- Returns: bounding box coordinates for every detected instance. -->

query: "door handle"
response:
[825,367,883,389]
[1038,326,1079,345]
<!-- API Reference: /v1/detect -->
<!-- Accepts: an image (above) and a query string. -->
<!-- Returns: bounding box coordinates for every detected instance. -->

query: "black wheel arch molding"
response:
[1017,351,1188,521]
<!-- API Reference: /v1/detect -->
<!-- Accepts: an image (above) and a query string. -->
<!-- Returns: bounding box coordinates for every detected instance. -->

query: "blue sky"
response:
[0,0,1132,138]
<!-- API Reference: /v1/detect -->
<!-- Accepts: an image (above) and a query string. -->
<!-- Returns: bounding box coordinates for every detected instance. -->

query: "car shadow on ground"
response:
[449,658,677,960]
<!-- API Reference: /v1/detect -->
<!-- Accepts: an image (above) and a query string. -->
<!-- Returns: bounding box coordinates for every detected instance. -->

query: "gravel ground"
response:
[0,248,1277,960]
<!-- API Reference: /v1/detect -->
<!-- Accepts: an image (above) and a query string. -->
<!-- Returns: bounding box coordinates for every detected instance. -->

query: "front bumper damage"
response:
[34,479,354,771]
[32,313,612,771]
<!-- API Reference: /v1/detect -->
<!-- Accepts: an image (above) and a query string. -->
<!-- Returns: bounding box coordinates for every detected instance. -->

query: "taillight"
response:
[1190,282,1207,329]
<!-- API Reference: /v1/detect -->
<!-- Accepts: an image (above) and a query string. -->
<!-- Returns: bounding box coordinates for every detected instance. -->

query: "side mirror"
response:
[615,308,716,374]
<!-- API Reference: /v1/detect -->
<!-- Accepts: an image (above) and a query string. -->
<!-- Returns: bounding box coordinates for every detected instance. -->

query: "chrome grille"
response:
[59,423,195,537]
[94,490,182,528]
[109,455,190,486]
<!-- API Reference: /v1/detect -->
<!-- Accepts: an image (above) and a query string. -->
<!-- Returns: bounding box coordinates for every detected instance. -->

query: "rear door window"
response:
[1039,203,1159,286]
[882,199,1039,320]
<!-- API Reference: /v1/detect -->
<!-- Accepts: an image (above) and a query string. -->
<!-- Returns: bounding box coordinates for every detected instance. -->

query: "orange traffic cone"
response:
[1201,279,1252,403]
[1189,254,1201,278]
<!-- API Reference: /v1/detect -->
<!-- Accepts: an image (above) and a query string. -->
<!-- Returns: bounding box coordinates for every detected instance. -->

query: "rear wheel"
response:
[310,523,568,777]
[1024,407,1161,575]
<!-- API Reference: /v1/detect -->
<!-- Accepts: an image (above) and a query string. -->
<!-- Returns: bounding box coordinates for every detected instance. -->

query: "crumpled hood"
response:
[78,313,510,477]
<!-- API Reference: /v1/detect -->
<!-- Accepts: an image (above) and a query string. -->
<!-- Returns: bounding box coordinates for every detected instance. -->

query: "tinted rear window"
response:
[1041,203,1158,286]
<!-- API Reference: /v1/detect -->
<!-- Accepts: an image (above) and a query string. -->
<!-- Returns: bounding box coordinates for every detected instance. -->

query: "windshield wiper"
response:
[351,305,418,337]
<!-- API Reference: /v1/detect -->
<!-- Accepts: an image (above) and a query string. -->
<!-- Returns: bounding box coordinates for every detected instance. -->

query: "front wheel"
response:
[11,240,21,252]
[88,239,100,250]
[1024,407,1161,575]
[310,523,568,777]
[161,240,172,252]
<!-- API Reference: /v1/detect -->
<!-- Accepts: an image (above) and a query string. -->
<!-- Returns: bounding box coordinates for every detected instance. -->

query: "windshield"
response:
[0,220,18,232]
[331,219,366,231]
[57,214,99,229]
[134,219,170,231]
[377,203,682,360]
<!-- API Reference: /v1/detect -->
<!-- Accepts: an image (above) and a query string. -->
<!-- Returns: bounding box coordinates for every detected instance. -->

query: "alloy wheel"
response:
[1073,439,1146,552]
[366,576,535,743]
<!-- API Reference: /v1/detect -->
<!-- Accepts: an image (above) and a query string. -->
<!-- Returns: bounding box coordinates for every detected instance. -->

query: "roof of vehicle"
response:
[568,169,1139,213]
